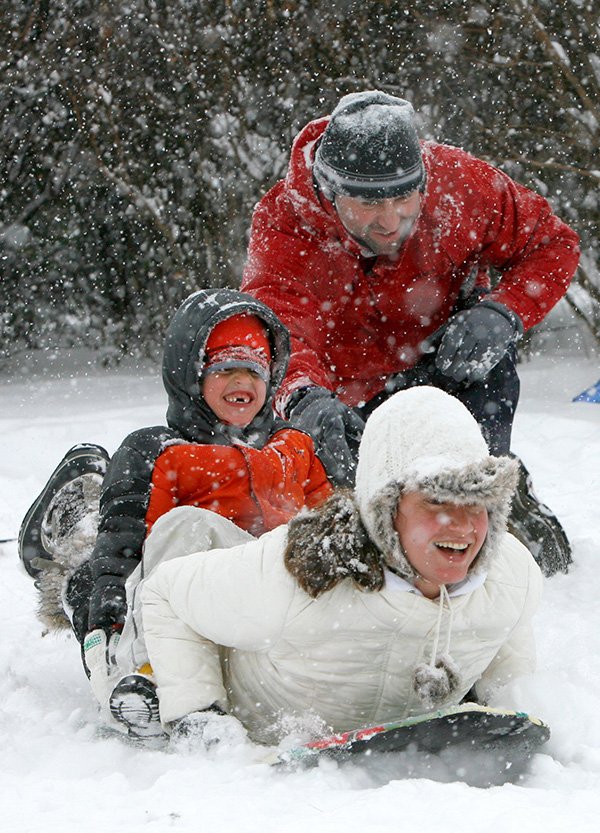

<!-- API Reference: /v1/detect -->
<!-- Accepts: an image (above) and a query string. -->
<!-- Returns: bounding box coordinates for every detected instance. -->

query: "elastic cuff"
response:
[479,299,524,336]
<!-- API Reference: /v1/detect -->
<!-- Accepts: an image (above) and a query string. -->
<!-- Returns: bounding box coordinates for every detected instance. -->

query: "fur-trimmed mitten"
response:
[284,490,384,598]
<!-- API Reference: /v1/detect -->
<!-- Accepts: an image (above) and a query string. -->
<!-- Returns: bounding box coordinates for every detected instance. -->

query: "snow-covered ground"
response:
[1,347,599,833]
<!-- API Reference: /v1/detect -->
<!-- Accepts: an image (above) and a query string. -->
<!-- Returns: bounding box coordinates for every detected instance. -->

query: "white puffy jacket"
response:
[142,518,541,741]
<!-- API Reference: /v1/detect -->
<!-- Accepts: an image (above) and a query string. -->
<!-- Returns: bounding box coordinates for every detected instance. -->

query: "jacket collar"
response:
[385,568,487,598]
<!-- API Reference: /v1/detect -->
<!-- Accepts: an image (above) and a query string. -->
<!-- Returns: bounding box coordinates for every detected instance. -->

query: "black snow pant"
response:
[357,346,520,457]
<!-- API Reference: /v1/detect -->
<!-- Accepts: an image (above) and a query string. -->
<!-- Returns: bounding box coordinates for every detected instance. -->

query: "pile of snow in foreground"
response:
[1,350,599,833]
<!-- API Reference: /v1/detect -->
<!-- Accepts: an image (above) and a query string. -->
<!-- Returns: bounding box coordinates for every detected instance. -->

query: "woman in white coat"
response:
[140,386,542,744]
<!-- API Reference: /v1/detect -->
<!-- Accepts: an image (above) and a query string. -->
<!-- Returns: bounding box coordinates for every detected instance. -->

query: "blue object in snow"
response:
[573,379,600,403]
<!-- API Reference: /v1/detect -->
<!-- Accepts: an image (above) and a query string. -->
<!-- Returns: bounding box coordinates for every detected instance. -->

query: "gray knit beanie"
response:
[313,90,426,200]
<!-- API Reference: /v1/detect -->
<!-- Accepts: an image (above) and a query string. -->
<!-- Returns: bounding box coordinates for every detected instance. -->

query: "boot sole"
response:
[18,444,110,578]
[109,675,164,738]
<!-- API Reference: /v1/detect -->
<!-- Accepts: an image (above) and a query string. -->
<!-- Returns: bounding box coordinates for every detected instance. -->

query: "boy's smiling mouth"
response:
[224,391,254,405]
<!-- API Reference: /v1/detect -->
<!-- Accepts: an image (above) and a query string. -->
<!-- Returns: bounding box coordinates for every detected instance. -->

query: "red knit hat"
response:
[203,314,271,380]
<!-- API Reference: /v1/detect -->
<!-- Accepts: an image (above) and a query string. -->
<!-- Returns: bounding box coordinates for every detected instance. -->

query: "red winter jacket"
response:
[242,117,580,408]
[146,428,332,538]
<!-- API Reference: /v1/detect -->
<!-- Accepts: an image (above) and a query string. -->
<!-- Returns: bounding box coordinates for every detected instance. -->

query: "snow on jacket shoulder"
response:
[242,118,580,408]
[142,522,542,741]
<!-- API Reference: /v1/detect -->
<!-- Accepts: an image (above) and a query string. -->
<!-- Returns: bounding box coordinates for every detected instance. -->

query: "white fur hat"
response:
[355,387,518,579]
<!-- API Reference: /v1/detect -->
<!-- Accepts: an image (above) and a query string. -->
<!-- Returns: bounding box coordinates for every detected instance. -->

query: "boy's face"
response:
[393,491,488,598]
[202,367,267,426]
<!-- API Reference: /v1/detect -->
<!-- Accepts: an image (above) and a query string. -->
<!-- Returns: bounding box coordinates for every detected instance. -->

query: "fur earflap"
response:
[284,490,384,598]
[413,653,462,710]
[367,482,412,578]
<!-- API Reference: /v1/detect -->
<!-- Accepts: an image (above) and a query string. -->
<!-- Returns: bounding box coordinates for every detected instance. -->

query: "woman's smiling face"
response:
[393,491,489,598]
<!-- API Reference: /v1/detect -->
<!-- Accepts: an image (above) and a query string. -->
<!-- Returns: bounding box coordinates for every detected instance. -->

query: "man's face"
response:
[202,367,267,426]
[393,491,489,598]
[335,191,421,256]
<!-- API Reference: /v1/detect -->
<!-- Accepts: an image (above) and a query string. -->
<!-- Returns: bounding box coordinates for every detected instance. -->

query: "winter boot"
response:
[507,455,572,577]
[19,443,109,578]
[168,707,247,751]
[109,674,165,738]
[19,444,110,632]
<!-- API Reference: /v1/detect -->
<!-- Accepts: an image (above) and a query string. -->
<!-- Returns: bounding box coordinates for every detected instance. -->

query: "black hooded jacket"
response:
[82,289,329,640]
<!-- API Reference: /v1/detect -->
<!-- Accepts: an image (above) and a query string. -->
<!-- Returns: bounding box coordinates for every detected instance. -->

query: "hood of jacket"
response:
[162,288,289,447]
[355,386,519,580]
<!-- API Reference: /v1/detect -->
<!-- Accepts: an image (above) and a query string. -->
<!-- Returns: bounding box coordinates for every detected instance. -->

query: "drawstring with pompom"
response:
[412,585,462,709]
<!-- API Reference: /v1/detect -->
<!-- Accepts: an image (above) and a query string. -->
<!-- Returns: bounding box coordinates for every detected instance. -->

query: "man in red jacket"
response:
[241,90,580,576]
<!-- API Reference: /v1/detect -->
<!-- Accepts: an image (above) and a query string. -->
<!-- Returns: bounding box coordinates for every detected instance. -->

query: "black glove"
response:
[64,561,95,644]
[435,300,523,384]
[286,387,365,487]
[87,575,127,634]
